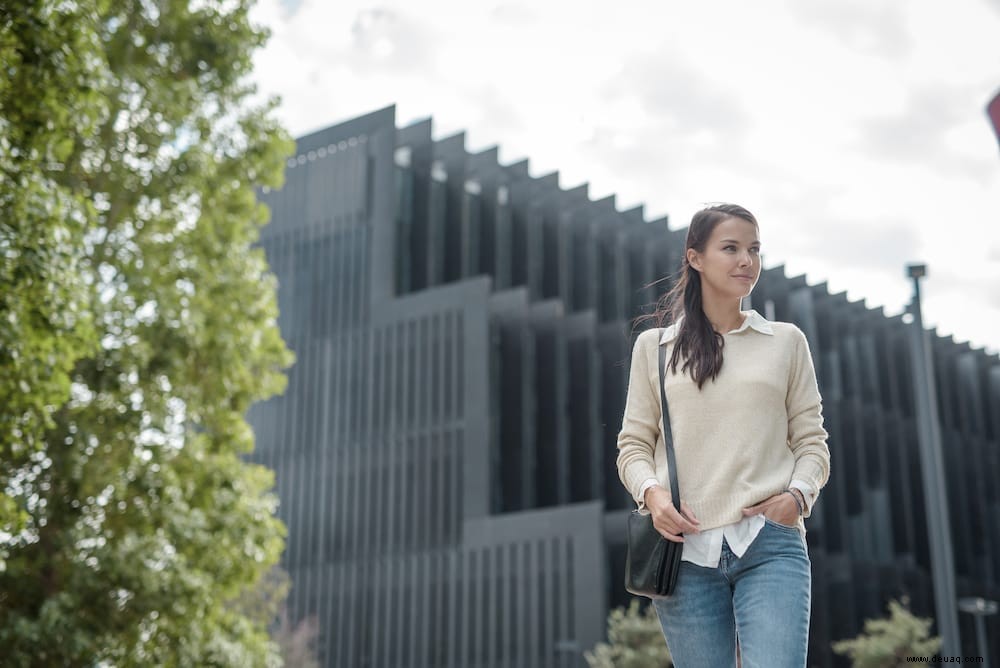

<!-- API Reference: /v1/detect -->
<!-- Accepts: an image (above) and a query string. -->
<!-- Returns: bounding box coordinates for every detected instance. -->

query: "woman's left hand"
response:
[742,492,799,527]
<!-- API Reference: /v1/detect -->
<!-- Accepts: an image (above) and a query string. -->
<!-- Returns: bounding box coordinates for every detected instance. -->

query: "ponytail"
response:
[665,260,725,390]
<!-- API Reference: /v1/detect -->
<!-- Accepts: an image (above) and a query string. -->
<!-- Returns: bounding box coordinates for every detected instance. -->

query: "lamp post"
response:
[905,263,961,659]
[958,597,997,667]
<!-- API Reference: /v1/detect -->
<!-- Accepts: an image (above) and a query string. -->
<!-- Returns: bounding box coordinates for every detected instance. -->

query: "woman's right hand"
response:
[645,485,701,542]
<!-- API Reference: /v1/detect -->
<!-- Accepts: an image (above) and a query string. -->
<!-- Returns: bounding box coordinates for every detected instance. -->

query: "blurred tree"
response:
[585,598,673,668]
[0,0,102,553]
[832,596,942,668]
[0,0,295,664]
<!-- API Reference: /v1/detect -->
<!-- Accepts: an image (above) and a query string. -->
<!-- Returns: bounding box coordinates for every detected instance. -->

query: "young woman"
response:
[616,203,830,667]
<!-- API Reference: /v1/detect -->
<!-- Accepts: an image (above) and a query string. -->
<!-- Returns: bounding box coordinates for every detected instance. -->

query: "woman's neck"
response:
[700,301,746,334]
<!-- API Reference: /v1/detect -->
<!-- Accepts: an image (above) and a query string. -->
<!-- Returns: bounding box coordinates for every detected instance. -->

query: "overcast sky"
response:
[249,0,1000,355]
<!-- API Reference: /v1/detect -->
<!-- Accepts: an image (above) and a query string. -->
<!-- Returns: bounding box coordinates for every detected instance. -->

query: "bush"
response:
[831,596,942,668]
[585,599,673,668]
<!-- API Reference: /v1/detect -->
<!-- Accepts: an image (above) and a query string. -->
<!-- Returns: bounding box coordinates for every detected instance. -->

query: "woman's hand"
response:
[742,492,800,527]
[645,486,701,543]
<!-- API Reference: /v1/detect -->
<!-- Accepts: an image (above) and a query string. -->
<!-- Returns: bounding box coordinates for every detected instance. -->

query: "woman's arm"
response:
[785,328,831,517]
[616,330,661,510]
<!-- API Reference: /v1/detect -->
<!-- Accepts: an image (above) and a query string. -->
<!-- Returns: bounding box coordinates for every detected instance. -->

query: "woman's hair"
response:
[634,203,759,390]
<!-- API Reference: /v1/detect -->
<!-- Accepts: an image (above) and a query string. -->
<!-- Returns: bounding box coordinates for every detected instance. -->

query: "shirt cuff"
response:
[637,477,661,510]
[788,479,817,516]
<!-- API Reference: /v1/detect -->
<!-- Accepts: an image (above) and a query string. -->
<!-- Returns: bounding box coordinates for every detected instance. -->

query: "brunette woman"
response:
[616,203,830,667]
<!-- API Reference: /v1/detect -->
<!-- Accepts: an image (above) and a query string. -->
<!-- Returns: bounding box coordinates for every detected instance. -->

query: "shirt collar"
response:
[659,309,774,344]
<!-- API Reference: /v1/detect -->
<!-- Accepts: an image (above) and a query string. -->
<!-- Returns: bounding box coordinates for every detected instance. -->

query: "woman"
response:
[616,203,830,667]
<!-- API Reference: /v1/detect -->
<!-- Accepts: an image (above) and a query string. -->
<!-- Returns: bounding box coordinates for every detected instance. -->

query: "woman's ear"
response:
[686,248,702,272]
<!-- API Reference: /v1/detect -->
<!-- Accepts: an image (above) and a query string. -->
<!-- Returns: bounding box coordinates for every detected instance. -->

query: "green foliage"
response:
[0,0,103,546]
[0,0,295,664]
[831,596,942,668]
[585,599,673,668]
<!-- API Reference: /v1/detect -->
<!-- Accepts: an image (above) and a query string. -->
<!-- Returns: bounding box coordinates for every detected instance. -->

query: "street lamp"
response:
[958,597,997,668]
[904,262,961,659]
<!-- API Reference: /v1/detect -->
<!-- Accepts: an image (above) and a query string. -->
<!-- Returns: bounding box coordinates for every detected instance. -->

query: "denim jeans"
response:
[652,517,812,668]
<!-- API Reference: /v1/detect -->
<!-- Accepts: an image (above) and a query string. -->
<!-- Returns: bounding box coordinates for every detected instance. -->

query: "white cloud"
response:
[252,0,1000,354]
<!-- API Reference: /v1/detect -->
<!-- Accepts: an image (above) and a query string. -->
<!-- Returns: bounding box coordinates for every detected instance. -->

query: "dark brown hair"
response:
[635,203,759,390]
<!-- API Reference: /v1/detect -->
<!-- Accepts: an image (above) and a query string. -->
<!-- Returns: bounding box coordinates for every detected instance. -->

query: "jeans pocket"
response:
[763,516,800,533]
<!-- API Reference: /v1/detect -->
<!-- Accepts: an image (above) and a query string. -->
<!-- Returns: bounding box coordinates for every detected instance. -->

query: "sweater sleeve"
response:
[785,328,831,517]
[616,330,661,510]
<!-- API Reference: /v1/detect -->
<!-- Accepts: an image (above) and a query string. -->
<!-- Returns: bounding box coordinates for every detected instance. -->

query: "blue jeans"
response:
[652,518,812,668]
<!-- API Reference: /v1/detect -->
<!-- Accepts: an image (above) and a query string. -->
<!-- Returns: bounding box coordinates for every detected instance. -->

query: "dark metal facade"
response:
[248,105,1000,667]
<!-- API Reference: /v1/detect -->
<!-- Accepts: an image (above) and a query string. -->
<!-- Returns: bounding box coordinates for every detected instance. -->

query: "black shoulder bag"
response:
[624,335,682,598]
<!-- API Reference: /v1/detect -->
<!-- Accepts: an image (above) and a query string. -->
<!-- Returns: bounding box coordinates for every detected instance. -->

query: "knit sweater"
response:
[616,311,831,532]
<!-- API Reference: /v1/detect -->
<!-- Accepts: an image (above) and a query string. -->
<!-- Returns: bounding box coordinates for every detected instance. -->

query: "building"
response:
[247,105,1000,667]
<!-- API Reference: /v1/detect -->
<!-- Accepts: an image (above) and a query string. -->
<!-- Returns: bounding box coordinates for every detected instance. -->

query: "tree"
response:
[831,596,942,668]
[585,599,673,668]
[0,0,295,664]
[0,0,102,553]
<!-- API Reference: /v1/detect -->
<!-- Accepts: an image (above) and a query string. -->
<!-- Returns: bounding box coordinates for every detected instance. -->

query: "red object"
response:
[988,90,1000,150]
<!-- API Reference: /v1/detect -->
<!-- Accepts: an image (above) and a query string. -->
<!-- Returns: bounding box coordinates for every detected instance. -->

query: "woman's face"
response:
[687,216,761,300]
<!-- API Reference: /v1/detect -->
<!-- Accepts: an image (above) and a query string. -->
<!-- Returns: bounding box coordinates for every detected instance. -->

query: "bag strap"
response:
[658,334,681,513]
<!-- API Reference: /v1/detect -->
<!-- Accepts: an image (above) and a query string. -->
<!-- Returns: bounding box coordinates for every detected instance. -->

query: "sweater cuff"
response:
[788,479,817,517]
[636,477,661,511]
[789,454,828,502]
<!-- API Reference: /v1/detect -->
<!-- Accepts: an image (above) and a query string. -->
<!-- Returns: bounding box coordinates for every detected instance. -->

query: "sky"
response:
[249,0,1000,356]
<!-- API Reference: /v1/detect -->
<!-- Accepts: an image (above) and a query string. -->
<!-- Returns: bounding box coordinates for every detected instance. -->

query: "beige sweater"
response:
[616,312,831,531]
